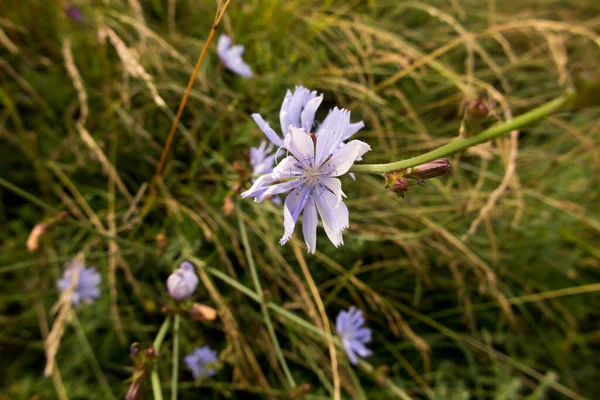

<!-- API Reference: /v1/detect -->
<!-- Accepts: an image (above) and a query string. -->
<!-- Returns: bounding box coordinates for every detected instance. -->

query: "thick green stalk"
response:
[351,93,574,174]
[236,202,296,388]
[152,317,172,400]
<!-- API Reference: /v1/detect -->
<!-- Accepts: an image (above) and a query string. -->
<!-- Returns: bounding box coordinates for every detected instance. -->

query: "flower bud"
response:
[166,261,199,301]
[190,303,218,322]
[466,94,496,120]
[289,383,311,399]
[384,172,409,198]
[405,158,451,181]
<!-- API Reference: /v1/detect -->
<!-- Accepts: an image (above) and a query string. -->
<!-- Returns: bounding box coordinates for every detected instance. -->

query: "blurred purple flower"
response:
[217,34,253,78]
[57,262,101,306]
[242,109,370,253]
[64,5,85,24]
[336,307,373,365]
[166,261,198,301]
[184,345,218,378]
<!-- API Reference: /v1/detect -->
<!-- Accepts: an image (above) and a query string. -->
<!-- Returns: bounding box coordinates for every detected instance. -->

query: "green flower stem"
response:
[350,93,575,175]
[152,317,172,400]
[204,266,413,399]
[171,314,181,400]
[236,201,297,388]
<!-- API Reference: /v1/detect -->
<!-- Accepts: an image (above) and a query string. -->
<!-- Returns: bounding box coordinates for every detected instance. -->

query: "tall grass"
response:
[0,0,599,398]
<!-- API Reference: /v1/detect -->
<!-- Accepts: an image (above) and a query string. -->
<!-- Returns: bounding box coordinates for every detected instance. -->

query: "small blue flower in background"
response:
[57,262,101,306]
[242,112,370,253]
[217,34,253,78]
[250,141,281,204]
[167,261,199,301]
[250,141,277,177]
[336,307,373,365]
[184,345,218,378]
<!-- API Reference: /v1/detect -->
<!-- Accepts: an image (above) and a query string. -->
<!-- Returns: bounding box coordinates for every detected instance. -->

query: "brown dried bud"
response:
[26,223,48,252]
[384,172,409,198]
[222,196,234,216]
[232,160,245,173]
[156,233,168,249]
[375,364,390,384]
[289,383,311,399]
[189,303,218,322]
[405,158,451,181]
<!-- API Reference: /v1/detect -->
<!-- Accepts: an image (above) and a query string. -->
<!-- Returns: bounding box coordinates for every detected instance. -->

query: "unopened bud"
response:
[467,94,496,120]
[190,303,218,322]
[144,347,155,359]
[222,196,234,216]
[384,172,409,198]
[156,233,168,248]
[166,261,199,301]
[375,364,390,384]
[289,383,311,399]
[405,158,451,181]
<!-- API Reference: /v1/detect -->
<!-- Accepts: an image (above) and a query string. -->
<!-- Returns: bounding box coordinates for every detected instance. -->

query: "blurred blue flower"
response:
[336,307,373,365]
[57,262,101,306]
[167,261,198,301]
[242,108,370,253]
[184,345,218,378]
[217,34,253,78]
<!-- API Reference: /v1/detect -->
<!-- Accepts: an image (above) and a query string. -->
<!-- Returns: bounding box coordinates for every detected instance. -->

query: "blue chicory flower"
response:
[184,345,218,378]
[336,307,373,365]
[166,261,198,301]
[217,34,253,78]
[241,109,370,253]
[57,262,101,306]
[252,85,364,149]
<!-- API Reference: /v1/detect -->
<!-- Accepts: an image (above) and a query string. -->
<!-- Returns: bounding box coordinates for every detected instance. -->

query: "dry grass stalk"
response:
[62,38,89,126]
[44,263,81,376]
[98,25,166,108]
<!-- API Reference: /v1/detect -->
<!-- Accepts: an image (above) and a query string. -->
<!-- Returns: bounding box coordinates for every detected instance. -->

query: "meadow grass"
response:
[0,0,599,399]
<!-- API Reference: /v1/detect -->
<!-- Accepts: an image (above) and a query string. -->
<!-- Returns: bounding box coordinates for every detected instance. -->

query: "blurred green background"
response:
[0,0,599,399]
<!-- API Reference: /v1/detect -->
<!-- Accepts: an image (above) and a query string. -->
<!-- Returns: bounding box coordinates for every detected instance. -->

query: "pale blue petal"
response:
[315,191,348,247]
[228,44,245,58]
[280,184,311,245]
[284,127,314,163]
[327,140,371,177]
[321,177,345,206]
[302,199,318,253]
[255,178,304,203]
[272,155,304,180]
[251,113,284,147]
[343,121,365,141]
[279,89,294,134]
[241,174,277,200]
[301,94,323,132]
[217,34,230,58]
